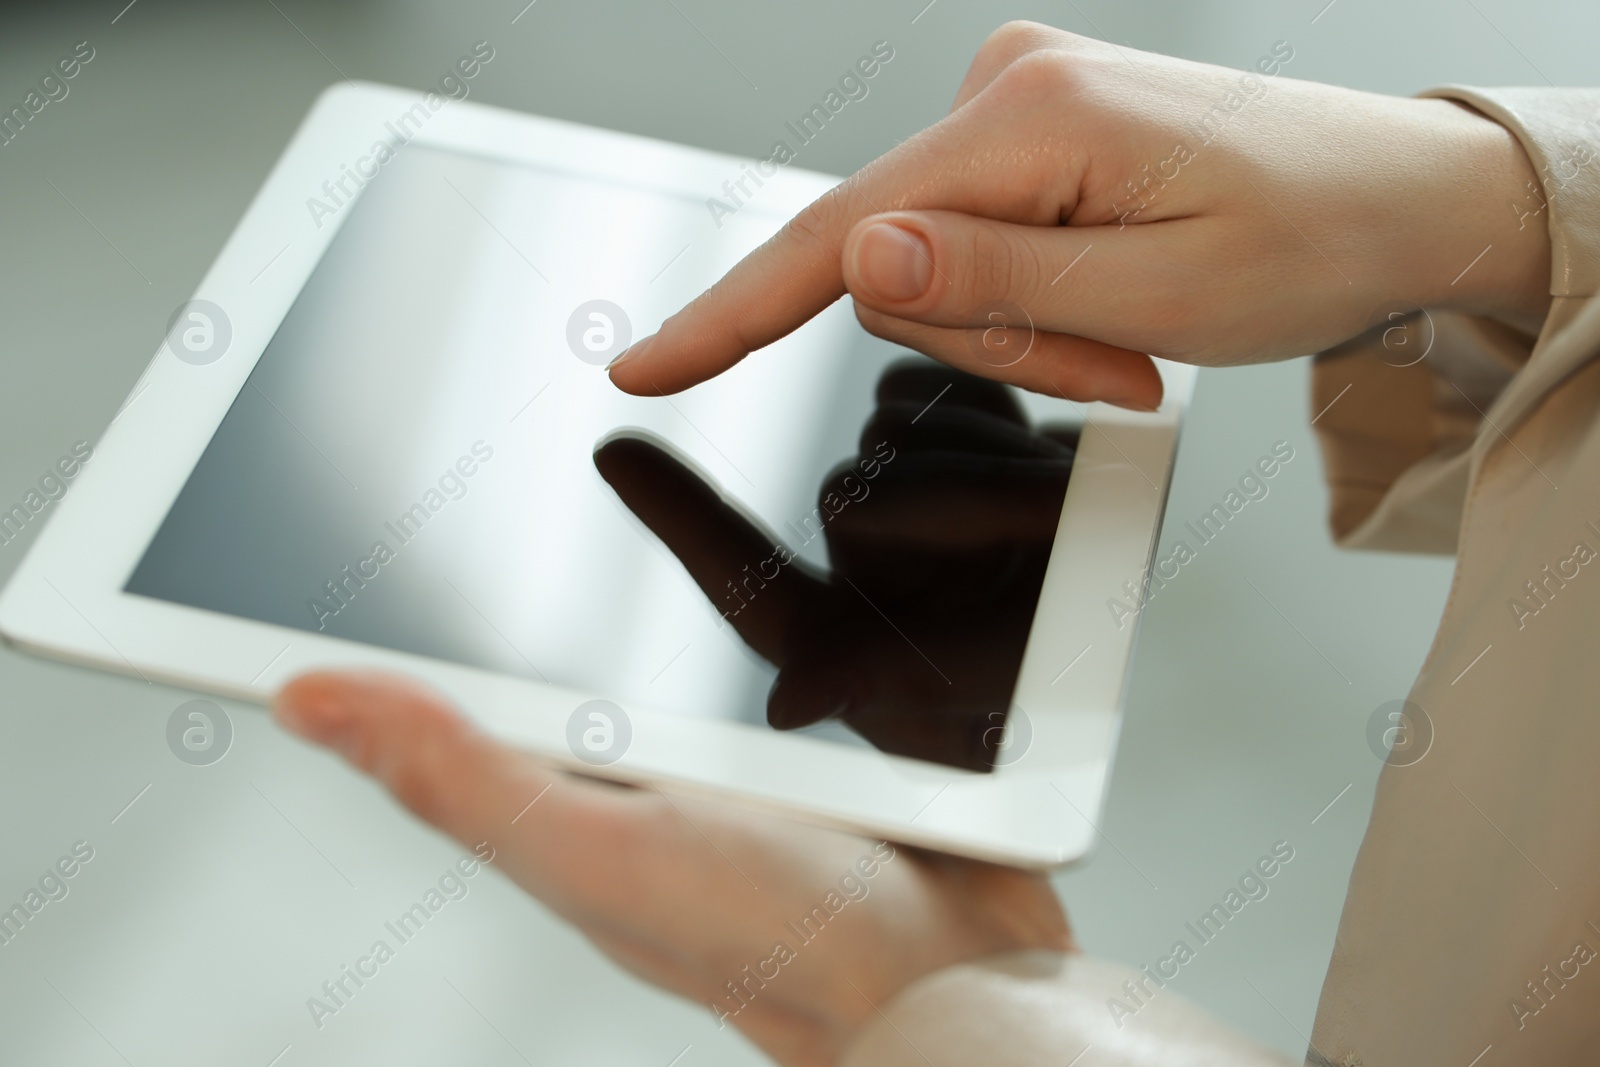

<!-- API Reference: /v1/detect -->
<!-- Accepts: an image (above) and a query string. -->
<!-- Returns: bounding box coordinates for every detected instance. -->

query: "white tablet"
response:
[0,82,1193,868]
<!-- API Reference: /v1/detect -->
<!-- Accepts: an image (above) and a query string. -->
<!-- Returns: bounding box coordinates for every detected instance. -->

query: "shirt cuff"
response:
[1310,86,1600,551]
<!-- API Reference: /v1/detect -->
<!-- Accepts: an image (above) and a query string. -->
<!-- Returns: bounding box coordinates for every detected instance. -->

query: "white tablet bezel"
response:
[0,83,1193,869]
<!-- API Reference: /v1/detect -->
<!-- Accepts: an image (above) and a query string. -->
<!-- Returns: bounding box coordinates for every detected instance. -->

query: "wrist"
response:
[1409,98,1553,332]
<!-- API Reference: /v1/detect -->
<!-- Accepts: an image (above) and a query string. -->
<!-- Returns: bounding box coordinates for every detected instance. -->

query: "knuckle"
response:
[781,188,845,250]
[977,20,1059,68]
[966,228,1016,303]
[964,227,1048,308]
[988,48,1080,104]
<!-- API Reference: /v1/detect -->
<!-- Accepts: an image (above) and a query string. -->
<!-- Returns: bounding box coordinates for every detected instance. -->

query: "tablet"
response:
[0,83,1194,868]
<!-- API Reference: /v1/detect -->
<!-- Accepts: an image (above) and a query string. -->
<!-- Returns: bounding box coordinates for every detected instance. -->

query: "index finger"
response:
[605,89,1073,396]
[605,157,895,395]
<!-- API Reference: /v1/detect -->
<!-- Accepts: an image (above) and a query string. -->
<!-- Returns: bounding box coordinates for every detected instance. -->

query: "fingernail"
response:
[853,222,934,303]
[608,333,654,370]
[1111,396,1160,413]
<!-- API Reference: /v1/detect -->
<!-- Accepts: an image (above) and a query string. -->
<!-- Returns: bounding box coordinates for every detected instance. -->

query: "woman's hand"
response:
[609,21,1552,410]
[273,672,1073,1067]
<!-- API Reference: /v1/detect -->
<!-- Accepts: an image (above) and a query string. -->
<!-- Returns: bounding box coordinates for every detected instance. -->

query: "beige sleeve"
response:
[839,951,1294,1067]
[1311,86,1600,553]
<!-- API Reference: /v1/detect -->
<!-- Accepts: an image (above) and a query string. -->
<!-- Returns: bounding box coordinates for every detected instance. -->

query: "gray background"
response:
[0,0,1592,1063]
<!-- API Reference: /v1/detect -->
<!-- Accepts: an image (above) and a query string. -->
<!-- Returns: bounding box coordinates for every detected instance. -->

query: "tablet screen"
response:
[125,143,1074,771]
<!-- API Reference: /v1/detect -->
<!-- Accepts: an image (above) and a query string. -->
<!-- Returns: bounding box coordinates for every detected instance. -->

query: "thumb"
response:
[273,671,550,844]
[272,671,642,907]
[841,210,1165,410]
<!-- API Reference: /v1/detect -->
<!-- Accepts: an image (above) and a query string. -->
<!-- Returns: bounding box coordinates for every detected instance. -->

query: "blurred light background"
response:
[0,0,1594,1063]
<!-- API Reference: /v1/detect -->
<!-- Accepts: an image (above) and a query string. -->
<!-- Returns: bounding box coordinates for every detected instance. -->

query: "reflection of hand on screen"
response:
[595,359,1074,771]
